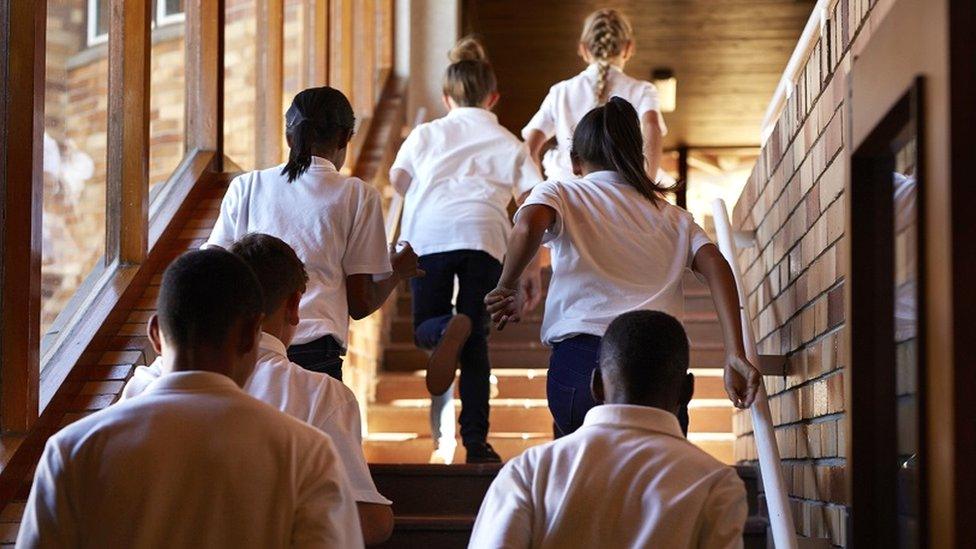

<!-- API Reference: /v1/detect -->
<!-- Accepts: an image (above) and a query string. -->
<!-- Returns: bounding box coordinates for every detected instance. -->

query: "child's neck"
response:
[260,313,293,348]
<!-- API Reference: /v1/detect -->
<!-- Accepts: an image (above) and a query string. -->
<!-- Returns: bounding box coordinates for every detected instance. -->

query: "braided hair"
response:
[579,9,634,106]
[281,87,355,183]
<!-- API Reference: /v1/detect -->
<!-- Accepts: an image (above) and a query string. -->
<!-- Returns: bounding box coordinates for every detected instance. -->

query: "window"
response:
[87,0,185,46]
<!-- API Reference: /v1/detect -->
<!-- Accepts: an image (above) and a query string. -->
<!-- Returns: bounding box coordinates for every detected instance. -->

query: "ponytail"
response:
[281,87,355,183]
[571,97,670,205]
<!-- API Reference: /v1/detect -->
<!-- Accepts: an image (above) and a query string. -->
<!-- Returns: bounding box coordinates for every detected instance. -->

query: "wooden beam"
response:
[184,0,225,160]
[305,0,329,87]
[106,0,152,266]
[255,0,284,168]
[329,0,353,94]
[0,1,45,432]
[352,0,377,114]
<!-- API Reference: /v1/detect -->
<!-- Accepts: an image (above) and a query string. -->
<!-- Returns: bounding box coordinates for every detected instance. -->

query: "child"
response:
[207,87,422,381]
[522,8,667,181]
[119,234,393,545]
[486,97,761,436]
[19,250,363,548]
[470,311,747,548]
[389,37,542,464]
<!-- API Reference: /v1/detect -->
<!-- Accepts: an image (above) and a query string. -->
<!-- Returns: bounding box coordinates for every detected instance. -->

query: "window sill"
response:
[67,21,185,71]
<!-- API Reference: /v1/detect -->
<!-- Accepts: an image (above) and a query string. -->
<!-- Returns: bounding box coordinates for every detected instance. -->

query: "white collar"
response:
[446,107,498,123]
[582,404,684,439]
[144,370,242,395]
[308,156,338,172]
[258,332,289,357]
[582,170,626,185]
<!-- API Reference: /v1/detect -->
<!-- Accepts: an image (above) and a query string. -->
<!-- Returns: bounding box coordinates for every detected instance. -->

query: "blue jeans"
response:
[412,250,502,446]
[548,334,690,437]
[288,335,343,381]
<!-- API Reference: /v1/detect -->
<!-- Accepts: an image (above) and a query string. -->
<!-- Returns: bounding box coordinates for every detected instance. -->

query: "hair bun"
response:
[448,36,488,63]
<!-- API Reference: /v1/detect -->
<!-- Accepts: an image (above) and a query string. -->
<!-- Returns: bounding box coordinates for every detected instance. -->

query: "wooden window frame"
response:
[255,0,284,168]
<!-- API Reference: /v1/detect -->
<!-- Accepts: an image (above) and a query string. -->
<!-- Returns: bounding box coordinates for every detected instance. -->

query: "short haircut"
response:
[229,233,308,316]
[156,249,264,347]
[600,310,690,405]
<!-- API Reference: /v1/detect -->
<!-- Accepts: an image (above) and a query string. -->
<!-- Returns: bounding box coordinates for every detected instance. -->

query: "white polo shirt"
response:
[207,157,392,347]
[119,333,391,506]
[517,171,712,344]
[469,405,747,549]
[18,371,363,549]
[390,107,542,262]
[522,64,668,181]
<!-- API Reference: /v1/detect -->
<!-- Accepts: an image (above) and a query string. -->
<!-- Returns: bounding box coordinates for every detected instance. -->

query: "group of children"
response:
[16,7,762,548]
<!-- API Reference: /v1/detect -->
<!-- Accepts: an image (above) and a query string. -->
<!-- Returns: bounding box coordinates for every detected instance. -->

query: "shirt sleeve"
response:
[205,175,247,250]
[319,398,392,505]
[117,360,163,402]
[637,83,668,137]
[17,439,77,549]
[697,468,748,549]
[292,436,365,549]
[341,184,393,277]
[521,86,559,140]
[468,458,534,548]
[511,144,544,199]
[515,181,564,243]
[687,216,713,269]
[389,126,422,180]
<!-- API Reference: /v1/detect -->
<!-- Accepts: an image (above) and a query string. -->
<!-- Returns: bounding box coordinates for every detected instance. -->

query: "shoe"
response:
[429,444,456,465]
[465,441,502,464]
[426,314,471,396]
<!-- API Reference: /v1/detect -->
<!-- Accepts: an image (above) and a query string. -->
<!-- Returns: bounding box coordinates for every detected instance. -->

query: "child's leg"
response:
[429,380,457,462]
[454,251,503,447]
[411,253,458,350]
[547,335,601,437]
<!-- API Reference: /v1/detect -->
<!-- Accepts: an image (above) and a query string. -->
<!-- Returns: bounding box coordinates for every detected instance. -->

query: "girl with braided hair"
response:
[523,8,667,182]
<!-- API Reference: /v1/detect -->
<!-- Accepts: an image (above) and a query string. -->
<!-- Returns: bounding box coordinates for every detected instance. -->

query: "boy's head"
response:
[229,233,308,345]
[593,310,694,414]
[149,249,264,385]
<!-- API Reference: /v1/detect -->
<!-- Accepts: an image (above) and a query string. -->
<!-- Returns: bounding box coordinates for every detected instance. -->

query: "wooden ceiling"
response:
[462,0,816,148]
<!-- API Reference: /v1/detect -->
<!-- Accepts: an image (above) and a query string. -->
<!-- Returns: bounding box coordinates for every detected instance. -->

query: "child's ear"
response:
[147,314,163,355]
[442,94,453,111]
[484,92,500,110]
[577,41,590,63]
[621,40,635,61]
[680,372,695,407]
[590,368,605,403]
[287,291,302,327]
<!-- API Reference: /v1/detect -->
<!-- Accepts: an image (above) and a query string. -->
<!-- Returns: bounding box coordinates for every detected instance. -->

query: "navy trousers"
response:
[411,250,502,446]
[288,335,344,381]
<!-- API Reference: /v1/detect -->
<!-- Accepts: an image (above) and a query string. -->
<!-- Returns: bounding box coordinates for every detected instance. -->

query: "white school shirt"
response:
[18,371,363,549]
[119,332,391,506]
[469,405,747,549]
[518,171,712,344]
[390,107,542,262]
[522,63,668,181]
[207,157,392,347]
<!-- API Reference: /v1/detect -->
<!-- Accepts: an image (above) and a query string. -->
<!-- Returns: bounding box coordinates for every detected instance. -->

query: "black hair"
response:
[156,249,264,348]
[571,96,671,204]
[600,310,690,406]
[281,86,356,183]
[230,233,308,316]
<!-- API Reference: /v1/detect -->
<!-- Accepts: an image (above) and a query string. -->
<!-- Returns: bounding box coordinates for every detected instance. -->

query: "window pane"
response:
[164,0,184,17]
[224,0,258,171]
[149,10,186,195]
[43,0,109,344]
[282,0,306,157]
[94,0,109,42]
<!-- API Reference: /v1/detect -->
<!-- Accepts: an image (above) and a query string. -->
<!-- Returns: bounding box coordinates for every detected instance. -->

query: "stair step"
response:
[365,433,552,464]
[389,316,544,344]
[371,463,502,517]
[373,515,474,549]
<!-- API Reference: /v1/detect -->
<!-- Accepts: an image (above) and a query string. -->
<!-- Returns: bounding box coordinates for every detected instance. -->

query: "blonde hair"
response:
[442,36,497,107]
[580,9,634,106]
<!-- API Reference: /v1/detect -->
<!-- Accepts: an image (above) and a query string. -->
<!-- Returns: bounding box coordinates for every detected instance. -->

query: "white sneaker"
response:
[489,374,500,399]
[429,444,456,465]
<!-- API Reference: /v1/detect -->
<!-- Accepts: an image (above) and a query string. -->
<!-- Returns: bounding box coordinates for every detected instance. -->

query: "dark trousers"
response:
[288,335,344,381]
[548,334,690,438]
[411,250,502,446]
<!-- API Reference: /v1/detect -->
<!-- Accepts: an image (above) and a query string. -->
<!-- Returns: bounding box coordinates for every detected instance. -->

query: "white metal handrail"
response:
[712,198,799,549]
[384,107,427,245]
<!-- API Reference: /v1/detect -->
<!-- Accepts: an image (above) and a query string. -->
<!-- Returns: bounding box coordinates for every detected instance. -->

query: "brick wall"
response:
[730,0,893,545]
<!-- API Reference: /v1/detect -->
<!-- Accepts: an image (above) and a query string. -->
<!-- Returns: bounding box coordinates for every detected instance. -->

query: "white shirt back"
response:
[469,405,747,549]
[18,371,363,549]
[518,171,712,344]
[119,333,390,506]
[522,64,668,181]
[391,108,541,262]
[207,157,392,346]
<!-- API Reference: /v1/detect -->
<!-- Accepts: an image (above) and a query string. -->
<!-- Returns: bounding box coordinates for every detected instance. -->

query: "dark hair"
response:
[571,96,670,204]
[281,87,356,182]
[442,36,497,107]
[600,310,689,406]
[157,249,264,348]
[230,233,308,316]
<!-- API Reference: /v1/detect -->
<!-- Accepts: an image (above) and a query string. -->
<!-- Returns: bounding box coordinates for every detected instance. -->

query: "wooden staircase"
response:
[364,273,737,464]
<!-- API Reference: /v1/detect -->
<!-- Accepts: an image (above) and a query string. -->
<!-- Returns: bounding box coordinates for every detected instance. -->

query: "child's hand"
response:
[724,354,761,409]
[520,268,544,315]
[391,242,424,280]
[485,286,521,330]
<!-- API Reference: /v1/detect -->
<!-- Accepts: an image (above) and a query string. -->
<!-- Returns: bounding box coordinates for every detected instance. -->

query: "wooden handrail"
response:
[384,107,426,245]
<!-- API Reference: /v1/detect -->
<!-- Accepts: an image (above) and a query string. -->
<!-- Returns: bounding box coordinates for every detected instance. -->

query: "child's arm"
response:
[691,243,761,409]
[486,204,555,329]
[641,111,664,180]
[524,129,548,175]
[389,168,412,196]
[346,243,423,320]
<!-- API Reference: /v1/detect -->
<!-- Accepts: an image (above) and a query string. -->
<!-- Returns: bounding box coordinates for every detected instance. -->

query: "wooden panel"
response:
[305,0,329,87]
[462,0,815,147]
[352,0,377,115]
[0,1,45,432]
[106,0,152,265]
[255,0,284,167]
[185,0,225,156]
[329,0,354,93]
